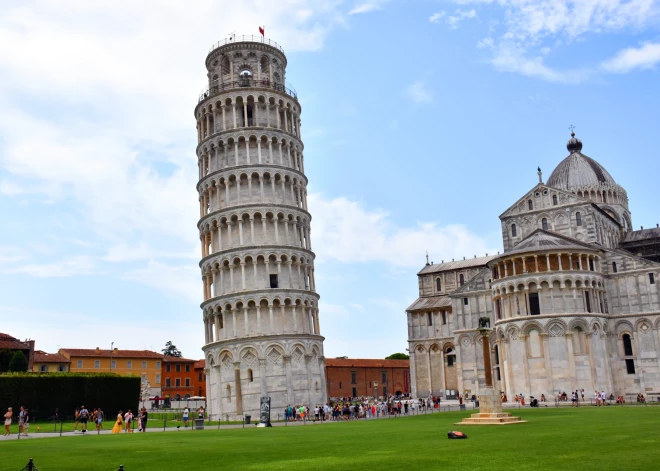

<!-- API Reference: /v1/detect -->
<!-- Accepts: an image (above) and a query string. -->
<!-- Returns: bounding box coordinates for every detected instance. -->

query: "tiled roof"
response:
[162,356,197,363]
[418,255,498,275]
[194,360,206,369]
[325,358,409,368]
[503,229,595,257]
[406,296,452,312]
[59,348,164,359]
[33,351,70,364]
[0,333,31,350]
[623,227,660,243]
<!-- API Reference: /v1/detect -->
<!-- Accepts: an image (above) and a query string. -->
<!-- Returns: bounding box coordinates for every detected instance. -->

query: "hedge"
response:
[0,373,140,420]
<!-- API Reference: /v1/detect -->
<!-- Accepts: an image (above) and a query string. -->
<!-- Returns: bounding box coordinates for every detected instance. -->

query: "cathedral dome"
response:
[546,133,617,190]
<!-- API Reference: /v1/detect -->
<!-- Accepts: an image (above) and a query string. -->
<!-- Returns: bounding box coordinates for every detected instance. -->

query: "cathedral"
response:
[407,133,660,400]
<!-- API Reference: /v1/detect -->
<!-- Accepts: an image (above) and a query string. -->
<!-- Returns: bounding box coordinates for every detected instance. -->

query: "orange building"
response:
[325,358,410,399]
[58,348,164,395]
[162,357,197,400]
[194,359,207,398]
[32,350,70,373]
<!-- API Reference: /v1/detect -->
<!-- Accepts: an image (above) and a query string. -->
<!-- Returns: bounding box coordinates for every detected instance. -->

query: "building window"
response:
[248,369,253,382]
[185,378,190,387]
[166,364,171,372]
[40,365,48,372]
[626,359,636,374]
[111,360,116,369]
[94,360,100,369]
[165,378,171,387]
[352,387,357,398]
[542,218,548,230]
[576,212,582,226]
[427,312,433,326]
[351,371,357,384]
[382,371,387,384]
[463,297,468,306]
[447,355,455,367]
[612,262,617,273]
[511,224,517,237]
[270,274,279,288]
[185,364,191,372]
[156,361,161,369]
[589,259,594,271]
[77,360,83,368]
[552,195,558,205]
[436,278,442,291]
[176,364,181,372]
[528,200,533,210]
[155,374,161,384]
[58,365,66,372]
[442,311,447,324]
[459,274,465,286]
[623,334,634,356]
[585,292,592,313]
[198,372,203,381]
[127,361,132,369]
[650,273,655,285]
[495,298,502,320]
[175,378,181,387]
[142,361,147,369]
[529,292,541,315]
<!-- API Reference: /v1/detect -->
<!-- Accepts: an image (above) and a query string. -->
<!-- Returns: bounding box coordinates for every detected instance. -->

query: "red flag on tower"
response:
[259,26,265,36]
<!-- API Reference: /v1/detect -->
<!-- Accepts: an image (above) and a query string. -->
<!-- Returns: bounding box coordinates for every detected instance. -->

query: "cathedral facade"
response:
[407,134,660,400]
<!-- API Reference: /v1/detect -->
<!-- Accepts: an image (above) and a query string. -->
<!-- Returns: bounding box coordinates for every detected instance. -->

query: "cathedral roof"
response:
[546,133,621,193]
[503,229,596,257]
[418,254,498,275]
[406,295,452,312]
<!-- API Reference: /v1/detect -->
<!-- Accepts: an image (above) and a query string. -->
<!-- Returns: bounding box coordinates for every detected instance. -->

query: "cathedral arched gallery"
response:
[407,133,660,400]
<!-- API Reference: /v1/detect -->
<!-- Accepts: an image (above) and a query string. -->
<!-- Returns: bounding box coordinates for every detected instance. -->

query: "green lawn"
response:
[2,407,658,470]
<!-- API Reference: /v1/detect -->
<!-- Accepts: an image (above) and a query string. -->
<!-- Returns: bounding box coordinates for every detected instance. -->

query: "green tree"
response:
[8,350,28,372]
[162,341,182,357]
[0,349,12,372]
[385,353,409,360]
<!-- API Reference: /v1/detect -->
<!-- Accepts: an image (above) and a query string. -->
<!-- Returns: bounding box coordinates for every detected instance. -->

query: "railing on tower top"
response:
[208,36,285,54]
[198,78,298,103]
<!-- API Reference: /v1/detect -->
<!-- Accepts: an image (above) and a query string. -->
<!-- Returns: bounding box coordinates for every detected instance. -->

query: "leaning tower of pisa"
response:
[195,36,326,420]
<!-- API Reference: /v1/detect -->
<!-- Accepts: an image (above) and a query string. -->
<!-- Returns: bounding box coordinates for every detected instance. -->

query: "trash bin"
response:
[459,404,466,411]
[245,415,251,425]
[195,419,204,430]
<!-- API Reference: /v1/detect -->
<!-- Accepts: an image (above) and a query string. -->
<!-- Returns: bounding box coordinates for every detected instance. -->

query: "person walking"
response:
[4,407,12,436]
[183,407,189,427]
[97,408,104,430]
[18,406,25,436]
[124,410,133,433]
[73,407,80,431]
[111,410,123,434]
[140,408,148,432]
[22,409,29,436]
[79,405,89,433]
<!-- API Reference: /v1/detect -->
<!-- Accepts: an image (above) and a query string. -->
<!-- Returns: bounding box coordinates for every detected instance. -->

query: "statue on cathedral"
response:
[478,317,491,329]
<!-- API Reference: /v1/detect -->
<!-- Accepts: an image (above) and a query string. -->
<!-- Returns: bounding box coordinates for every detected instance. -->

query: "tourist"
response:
[124,409,133,432]
[73,407,80,431]
[571,391,578,407]
[18,406,25,435]
[601,391,607,406]
[183,407,189,427]
[139,408,148,432]
[22,409,29,436]
[112,410,123,434]
[594,390,600,406]
[3,407,12,436]
[540,394,546,402]
[97,408,104,430]
[79,405,89,432]
[198,406,205,420]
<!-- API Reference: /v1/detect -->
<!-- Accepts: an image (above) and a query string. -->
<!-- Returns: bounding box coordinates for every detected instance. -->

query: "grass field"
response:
[2,407,658,470]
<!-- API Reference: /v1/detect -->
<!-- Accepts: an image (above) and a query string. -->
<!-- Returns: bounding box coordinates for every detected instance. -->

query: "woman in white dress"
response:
[3,407,12,436]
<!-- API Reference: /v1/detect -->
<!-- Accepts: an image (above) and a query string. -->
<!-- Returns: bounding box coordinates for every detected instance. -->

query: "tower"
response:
[196,35,326,420]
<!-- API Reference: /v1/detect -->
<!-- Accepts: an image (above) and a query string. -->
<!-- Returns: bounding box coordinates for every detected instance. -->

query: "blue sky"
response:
[1,0,659,360]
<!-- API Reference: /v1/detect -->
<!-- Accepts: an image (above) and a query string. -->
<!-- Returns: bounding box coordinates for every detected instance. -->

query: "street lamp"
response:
[110,342,114,373]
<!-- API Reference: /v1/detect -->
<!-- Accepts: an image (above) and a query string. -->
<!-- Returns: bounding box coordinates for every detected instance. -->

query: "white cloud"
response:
[477,37,494,49]
[403,80,434,104]
[309,193,497,268]
[447,9,477,28]
[601,42,660,72]
[120,260,201,303]
[349,1,389,15]
[7,255,96,278]
[429,12,446,23]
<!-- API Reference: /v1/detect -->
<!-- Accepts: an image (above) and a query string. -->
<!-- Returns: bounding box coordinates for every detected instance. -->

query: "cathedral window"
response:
[528,200,533,210]
[622,334,634,356]
[447,354,455,367]
[585,292,592,313]
[650,273,655,285]
[542,218,548,230]
[441,311,447,325]
[459,274,465,286]
[428,312,433,326]
[529,292,540,315]
[511,224,517,237]
[436,278,442,291]
[270,274,279,288]
[248,369,253,382]
[463,297,468,306]
[552,195,558,205]
[612,262,617,273]
[576,212,582,226]
[626,359,636,374]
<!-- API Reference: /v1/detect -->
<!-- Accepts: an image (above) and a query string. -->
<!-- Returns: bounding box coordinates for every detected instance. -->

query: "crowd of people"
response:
[4,406,30,436]
[110,408,149,433]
